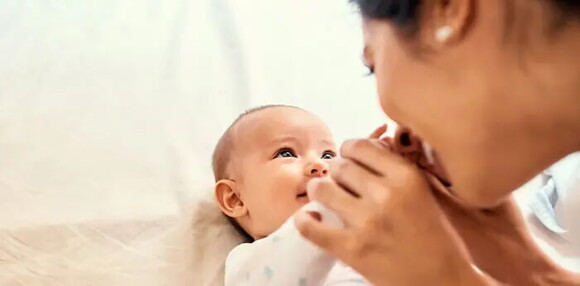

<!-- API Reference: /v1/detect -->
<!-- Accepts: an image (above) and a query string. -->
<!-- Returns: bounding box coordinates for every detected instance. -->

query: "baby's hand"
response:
[369,124,451,186]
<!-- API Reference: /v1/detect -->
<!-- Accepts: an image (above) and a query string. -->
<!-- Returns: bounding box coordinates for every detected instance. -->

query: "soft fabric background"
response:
[0,1,384,285]
[0,1,577,285]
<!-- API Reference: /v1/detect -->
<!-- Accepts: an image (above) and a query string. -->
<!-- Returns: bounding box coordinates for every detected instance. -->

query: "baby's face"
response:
[231,107,336,239]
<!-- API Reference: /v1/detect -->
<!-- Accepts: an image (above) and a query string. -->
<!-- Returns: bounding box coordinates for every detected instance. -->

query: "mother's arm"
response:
[432,178,580,286]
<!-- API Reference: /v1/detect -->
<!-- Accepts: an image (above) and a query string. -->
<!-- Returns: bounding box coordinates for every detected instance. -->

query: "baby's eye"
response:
[321,151,336,160]
[275,148,297,158]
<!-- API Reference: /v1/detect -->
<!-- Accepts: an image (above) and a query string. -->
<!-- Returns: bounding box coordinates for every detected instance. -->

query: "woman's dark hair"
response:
[350,0,420,26]
[552,0,580,22]
[554,0,580,12]
[350,0,579,24]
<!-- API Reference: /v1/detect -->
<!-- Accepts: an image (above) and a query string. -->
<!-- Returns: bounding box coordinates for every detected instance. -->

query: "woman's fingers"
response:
[307,178,365,226]
[425,173,457,200]
[294,210,350,257]
[380,136,394,146]
[329,158,386,203]
[369,124,388,139]
[341,139,410,177]
[299,145,479,286]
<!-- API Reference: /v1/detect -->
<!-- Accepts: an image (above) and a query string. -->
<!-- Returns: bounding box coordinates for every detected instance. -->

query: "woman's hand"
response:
[430,176,580,286]
[369,124,580,285]
[294,137,494,286]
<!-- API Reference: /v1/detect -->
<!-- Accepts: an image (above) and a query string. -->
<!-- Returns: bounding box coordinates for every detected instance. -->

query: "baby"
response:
[212,105,369,286]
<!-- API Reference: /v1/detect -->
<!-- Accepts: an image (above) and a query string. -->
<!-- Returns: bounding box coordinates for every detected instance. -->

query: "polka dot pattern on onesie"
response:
[263,266,273,280]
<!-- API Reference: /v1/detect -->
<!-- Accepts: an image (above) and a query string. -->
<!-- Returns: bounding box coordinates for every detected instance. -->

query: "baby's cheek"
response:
[261,164,306,229]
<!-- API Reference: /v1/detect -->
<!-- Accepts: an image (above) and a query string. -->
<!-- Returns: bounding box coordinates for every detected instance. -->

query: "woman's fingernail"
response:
[400,132,412,146]
[307,211,322,221]
[295,210,321,226]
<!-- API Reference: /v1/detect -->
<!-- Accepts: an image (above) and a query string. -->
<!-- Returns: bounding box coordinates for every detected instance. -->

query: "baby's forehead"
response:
[231,107,333,150]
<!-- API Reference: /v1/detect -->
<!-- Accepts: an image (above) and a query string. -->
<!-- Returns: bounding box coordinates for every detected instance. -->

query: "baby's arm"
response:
[225,202,339,286]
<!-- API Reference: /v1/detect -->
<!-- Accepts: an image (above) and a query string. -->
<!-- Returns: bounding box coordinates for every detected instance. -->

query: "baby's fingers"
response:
[295,210,351,258]
[369,124,388,139]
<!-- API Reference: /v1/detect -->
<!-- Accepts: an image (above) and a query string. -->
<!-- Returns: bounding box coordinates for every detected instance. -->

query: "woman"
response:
[294,0,580,285]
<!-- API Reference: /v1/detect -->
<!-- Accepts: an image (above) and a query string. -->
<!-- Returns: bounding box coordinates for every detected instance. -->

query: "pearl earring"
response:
[435,26,453,42]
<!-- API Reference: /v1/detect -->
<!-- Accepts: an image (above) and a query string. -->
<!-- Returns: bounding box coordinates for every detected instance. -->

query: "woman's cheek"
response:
[374,49,404,122]
[375,72,400,122]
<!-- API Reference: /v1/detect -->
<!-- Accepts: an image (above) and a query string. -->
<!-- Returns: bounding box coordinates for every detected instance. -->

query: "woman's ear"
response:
[419,0,475,48]
[215,179,248,218]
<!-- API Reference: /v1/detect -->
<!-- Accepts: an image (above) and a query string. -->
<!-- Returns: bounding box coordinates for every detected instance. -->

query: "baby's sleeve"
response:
[224,202,340,286]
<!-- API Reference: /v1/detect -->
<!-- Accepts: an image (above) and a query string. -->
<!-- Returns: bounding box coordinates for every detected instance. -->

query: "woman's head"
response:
[353,0,580,207]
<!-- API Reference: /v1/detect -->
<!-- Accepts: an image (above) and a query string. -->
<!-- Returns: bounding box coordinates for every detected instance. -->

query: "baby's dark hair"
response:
[212,104,300,242]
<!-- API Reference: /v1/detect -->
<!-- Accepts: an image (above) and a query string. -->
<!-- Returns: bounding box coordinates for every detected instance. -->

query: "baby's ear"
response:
[215,179,248,218]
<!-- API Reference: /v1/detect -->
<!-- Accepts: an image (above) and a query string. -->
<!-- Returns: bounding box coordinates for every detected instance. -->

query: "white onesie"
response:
[224,202,369,286]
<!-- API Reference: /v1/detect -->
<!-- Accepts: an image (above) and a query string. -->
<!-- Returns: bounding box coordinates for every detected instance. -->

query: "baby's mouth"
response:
[297,192,308,199]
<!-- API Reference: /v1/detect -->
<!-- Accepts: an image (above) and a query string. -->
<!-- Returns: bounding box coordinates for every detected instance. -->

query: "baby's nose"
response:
[306,161,329,177]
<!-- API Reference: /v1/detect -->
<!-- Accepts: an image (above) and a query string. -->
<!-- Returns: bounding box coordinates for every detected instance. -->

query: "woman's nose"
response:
[305,160,329,177]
